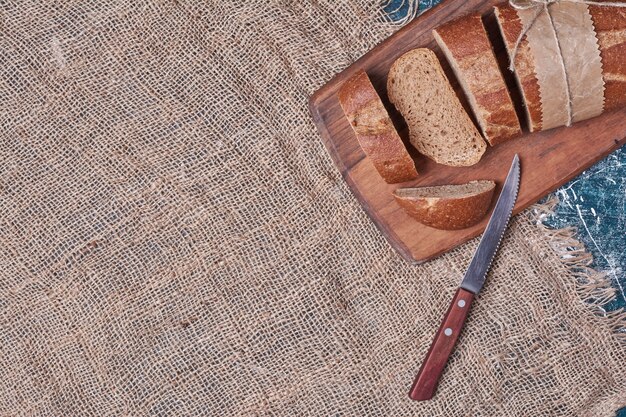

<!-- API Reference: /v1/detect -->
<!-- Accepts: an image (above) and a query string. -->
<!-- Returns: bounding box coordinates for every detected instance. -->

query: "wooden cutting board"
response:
[309,0,626,264]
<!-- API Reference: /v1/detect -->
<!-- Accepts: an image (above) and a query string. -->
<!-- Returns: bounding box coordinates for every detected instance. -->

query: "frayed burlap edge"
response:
[530,196,626,415]
[531,196,626,343]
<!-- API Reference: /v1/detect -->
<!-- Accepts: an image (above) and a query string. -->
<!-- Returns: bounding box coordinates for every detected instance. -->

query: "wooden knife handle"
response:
[409,288,475,401]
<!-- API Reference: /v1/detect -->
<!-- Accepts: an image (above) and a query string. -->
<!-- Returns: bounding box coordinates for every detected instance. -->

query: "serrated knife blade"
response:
[460,153,520,294]
[408,154,521,401]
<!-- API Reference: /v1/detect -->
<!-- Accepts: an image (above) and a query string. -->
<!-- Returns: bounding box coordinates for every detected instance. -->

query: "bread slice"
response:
[494,4,543,132]
[394,180,496,230]
[387,48,486,167]
[589,6,626,112]
[337,70,418,183]
[434,13,522,146]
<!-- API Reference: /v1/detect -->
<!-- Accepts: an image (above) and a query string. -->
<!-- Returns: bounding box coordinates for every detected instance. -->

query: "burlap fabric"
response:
[0,1,624,415]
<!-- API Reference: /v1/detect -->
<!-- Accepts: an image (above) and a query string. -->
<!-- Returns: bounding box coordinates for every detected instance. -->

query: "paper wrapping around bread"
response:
[496,3,611,132]
[550,4,605,123]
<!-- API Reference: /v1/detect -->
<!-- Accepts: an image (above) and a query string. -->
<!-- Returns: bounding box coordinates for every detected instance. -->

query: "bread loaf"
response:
[494,4,543,132]
[387,48,486,166]
[394,180,496,230]
[337,70,418,184]
[434,13,521,145]
[589,6,626,112]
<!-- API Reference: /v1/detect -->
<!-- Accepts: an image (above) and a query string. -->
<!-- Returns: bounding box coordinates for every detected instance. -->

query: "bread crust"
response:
[434,13,521,145]
[589,6,626,112]
[337,70,418,183]
[494,4,543,132]
[393,181,496,230]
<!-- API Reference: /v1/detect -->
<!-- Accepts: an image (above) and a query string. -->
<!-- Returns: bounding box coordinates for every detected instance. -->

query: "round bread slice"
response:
[387,48,487,167]
[393,180,496,230]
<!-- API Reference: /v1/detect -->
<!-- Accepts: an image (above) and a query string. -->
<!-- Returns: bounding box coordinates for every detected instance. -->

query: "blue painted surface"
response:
[382,0,442,22]
[383,2,625,415]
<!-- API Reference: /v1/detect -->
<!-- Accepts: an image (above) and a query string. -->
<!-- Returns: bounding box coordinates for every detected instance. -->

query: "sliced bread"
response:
[494,4,544,132]
[394,180,496,230]
[433,13,521,146]
[387,48,486,167]
[337,70,418,184]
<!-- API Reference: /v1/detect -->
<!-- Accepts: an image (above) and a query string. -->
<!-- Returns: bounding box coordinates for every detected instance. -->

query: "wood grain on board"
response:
[308,0,626,264]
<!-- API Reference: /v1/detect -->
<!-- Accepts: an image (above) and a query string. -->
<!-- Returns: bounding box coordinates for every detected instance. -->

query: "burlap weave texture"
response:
[0,1,624,415]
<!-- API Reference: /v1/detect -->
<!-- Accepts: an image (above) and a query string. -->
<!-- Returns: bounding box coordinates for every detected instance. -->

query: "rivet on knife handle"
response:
[408,288,474,401]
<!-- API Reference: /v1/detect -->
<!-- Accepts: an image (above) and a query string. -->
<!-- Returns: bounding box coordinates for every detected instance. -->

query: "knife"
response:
[409,154,521,401]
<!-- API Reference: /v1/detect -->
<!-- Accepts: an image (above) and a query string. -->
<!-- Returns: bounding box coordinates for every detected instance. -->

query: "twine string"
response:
[508,0,626,73]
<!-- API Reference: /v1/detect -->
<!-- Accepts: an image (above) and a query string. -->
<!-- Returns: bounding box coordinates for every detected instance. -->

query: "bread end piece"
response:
[394,180,496,230]
[387,48,486,167]
[433,13,522,146]
[338,70,418,183]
